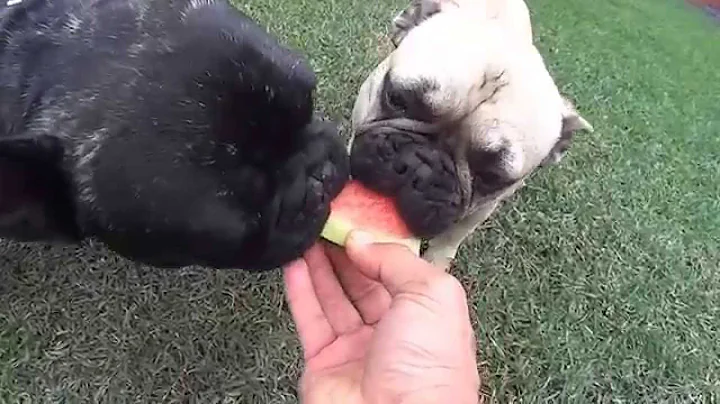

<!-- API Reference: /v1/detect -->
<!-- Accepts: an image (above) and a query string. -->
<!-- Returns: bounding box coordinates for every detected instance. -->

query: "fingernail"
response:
[348,230,375,247]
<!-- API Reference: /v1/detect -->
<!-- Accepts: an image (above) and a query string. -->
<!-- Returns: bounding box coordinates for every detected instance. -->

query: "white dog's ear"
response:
[542,98,594,166]
[390,0,458,47]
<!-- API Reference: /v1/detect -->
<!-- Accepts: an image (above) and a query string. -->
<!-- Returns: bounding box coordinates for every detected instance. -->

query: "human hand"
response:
[283,231,480,404]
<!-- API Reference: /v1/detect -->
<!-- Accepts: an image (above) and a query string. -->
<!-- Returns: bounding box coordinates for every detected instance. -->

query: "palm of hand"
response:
[301,325,373,403]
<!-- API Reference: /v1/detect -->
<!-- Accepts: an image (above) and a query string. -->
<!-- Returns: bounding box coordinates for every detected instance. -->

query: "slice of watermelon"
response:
[321,179,421,255]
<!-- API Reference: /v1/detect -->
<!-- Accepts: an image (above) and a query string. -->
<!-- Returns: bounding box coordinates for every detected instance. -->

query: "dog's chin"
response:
[349,118,464,239]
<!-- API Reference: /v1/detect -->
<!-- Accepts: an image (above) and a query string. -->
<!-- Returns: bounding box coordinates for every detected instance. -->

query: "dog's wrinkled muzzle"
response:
[247,118,350,270]
[350,118,464,238]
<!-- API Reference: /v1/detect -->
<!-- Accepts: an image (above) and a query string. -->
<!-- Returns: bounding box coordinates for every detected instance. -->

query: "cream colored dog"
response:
[348,0,593,269]
[390,0,533,46]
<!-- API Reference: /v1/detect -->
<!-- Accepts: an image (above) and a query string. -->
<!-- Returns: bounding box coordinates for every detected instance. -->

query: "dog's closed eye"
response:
[381,72,437,121]
[467,147,517,194]
[385,85,408,112]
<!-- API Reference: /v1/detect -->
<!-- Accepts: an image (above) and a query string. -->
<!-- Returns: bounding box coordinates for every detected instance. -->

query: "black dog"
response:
[0,0,349,270]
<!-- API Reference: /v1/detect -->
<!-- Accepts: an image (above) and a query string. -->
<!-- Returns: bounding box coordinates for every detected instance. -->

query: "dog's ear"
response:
[390,0,458,47]
[0,134,80,242]
[562,97,594,134]
[542,98,594,166]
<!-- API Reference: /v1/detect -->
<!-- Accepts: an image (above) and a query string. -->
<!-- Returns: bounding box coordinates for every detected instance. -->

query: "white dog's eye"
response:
[467,147,516,194]
[477,170,502,186]
[386,89,406,111]
[381,72,437,121]
[382,74,408,112]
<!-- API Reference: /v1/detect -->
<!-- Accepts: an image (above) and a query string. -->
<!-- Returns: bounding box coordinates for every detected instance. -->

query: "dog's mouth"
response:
[349,117,464,238]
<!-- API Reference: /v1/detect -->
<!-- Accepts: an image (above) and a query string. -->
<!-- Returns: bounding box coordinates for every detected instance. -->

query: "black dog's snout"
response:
[350,123,463,238]
[250,119,349,269]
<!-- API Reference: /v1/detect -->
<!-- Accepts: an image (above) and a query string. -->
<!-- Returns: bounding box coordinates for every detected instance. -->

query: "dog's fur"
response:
[349,0,593,269]
[0,0,349,270]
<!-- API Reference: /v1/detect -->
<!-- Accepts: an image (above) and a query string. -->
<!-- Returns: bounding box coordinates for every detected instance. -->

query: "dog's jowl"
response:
[0,0,349,270]
[349,0,594,269]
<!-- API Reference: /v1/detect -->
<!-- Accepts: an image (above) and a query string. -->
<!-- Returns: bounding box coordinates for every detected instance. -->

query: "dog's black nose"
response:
[246,119,349,270]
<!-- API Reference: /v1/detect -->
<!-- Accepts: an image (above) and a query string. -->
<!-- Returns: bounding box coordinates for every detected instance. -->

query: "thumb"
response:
[344,230,446,296]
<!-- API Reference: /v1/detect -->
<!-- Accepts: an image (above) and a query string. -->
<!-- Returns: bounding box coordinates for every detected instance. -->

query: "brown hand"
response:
[283,232,480,404]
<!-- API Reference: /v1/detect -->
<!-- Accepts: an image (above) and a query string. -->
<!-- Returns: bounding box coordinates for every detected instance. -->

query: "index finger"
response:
[282,256,336,360]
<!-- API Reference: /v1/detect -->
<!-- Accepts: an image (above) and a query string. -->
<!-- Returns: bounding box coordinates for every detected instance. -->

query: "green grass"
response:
[1,0,719,402]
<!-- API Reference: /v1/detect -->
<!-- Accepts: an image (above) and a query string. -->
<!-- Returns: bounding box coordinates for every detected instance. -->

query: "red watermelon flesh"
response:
[321,180,421,255]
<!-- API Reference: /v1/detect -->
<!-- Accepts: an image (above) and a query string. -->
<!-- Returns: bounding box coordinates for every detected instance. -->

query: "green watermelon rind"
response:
[321,211,422,256]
